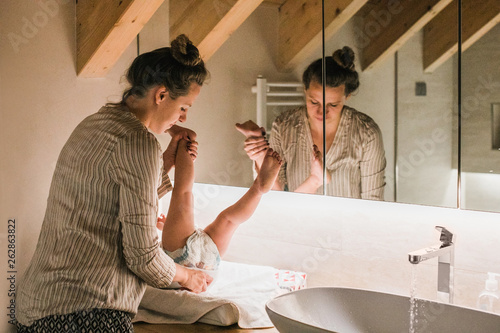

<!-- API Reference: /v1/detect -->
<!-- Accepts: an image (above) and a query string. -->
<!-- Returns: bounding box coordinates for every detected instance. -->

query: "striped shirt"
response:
[16,105,176,326]
[269,106,386,200]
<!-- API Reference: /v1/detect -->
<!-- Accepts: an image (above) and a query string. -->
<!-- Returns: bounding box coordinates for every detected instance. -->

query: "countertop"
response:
[133,322,278,332]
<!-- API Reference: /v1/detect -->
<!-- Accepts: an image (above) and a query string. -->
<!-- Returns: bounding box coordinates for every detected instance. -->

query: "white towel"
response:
[133,261,288,328]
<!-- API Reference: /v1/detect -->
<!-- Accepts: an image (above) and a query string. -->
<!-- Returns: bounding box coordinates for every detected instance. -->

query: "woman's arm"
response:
[236,120,284,190]
[360,124,386,200]
[111,132,209,292]
[163,125,198,172]
[236,121,269,171]
[173,264,212,293]
[268,122,286,191]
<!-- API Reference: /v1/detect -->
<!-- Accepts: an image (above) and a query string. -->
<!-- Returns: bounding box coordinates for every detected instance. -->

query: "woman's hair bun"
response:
[171,34,203,66]
[332,46,355,71]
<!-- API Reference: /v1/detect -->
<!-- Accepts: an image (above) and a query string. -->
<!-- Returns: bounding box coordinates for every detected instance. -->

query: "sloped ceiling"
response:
[76,0,499,77]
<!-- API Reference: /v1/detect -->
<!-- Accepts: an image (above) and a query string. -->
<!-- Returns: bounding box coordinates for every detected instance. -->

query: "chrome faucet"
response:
[408,226,455,303]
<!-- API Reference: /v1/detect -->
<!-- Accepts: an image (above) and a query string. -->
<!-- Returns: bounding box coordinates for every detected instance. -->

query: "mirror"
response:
[391,1,460,208]
[460,15,500,213]
[141,1,324,190]
[141,0,498,212]
[322,0,460,206]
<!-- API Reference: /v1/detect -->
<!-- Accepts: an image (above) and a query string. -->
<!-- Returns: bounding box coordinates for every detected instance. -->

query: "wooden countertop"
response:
[134,322,278,332]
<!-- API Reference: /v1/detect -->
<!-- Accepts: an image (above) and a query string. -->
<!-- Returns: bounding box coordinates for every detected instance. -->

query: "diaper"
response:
[163,228,221,271]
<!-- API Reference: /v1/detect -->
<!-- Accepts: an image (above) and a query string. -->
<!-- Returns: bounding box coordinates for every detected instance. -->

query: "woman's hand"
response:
[173,265,213,294]
[185,139,198,161]
[163,126,198,172]
[236,121,269,169]
[170,125,198,161]
[243,137,268,163]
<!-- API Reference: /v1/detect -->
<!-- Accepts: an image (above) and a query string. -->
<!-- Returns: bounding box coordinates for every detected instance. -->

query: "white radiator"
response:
[251,76,305,133]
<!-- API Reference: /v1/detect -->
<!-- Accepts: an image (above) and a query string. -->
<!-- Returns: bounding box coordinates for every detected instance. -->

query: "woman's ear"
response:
[345,93,352,101]
[155,86,169,105]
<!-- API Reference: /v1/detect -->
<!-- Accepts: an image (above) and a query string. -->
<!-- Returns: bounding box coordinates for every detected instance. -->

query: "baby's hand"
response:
[157,213,166,231]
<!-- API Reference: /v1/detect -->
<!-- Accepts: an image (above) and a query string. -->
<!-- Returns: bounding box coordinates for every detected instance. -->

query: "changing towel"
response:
[133,261,304,328]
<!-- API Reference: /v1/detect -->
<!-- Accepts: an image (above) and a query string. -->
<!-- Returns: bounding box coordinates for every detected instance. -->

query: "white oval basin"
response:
[266,287,500,333]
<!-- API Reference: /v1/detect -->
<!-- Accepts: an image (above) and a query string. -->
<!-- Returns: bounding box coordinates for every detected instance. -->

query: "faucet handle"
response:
[435,226,454,246]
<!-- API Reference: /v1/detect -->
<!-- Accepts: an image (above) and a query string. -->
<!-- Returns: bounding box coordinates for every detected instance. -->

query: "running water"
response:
[409,265,418,333]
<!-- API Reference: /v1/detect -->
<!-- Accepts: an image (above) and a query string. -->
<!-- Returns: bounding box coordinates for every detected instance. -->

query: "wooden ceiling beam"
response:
[359,0,452,71]
[424,0,500,73]
[277,0,368,72]
[77,0,164,78]
[170,0,264,61]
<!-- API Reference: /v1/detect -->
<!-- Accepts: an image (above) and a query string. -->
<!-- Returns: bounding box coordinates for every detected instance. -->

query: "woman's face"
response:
[156,83,201,133]
[305,81,349,126]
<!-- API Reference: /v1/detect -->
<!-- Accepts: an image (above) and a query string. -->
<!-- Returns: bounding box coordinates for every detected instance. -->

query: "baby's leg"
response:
[204,149,282,256]
[235,120,266,138]
[161,139,196,252]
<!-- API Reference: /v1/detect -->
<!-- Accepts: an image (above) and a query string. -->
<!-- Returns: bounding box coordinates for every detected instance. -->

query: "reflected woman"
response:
[237,46,386,200]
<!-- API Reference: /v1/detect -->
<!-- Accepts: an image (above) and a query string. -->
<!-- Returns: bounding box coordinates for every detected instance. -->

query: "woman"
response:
[16,35,211,332]
[237,46,386,200]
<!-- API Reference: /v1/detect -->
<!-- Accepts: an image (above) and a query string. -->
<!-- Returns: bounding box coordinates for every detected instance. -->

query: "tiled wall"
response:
[180,183,500,313]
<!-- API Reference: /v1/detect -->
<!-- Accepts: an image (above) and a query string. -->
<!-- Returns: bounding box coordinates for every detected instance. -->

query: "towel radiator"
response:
[251,75,305,133]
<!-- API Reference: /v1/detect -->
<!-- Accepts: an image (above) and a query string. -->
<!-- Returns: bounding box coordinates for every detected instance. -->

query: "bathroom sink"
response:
[265,287,500,333]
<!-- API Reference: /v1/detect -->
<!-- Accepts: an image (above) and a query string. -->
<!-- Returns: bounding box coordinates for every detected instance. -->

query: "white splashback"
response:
[179,183,500,313]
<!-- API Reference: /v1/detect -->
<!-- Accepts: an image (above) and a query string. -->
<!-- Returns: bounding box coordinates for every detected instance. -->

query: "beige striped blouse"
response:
[17,105,176,326]
[269,106,386,200]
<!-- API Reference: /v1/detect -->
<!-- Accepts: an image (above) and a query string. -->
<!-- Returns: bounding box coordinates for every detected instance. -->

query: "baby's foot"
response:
[255,148,282,193]
[235,120,266,138]
[311,144,331,185]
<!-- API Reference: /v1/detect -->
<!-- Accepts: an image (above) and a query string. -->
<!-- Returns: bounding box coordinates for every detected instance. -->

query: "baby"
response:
[158,135,282,272]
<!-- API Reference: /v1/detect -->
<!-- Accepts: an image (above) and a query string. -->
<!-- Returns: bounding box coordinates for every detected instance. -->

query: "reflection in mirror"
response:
[311,0,395,201]
[145,1,325,192]
[169,0,392,200]
[140,0,479,209]
[460,20,500,213]
[395,41,459,208]
[190,0,388,199]
[393,0,460,208]
[323,0,462,207]
[149,1,300,189]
